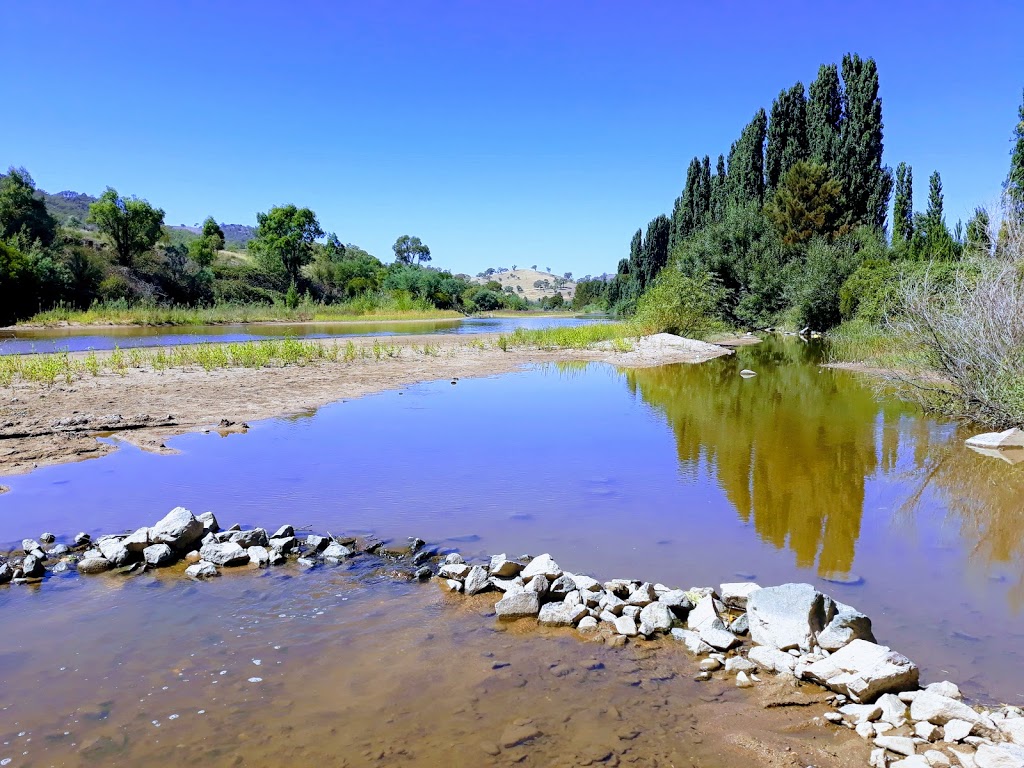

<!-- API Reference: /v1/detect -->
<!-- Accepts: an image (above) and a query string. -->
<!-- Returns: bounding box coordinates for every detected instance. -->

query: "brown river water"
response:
[2,337,1023,766]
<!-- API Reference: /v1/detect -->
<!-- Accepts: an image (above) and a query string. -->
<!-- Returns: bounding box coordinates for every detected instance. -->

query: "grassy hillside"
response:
[472,268,576,302]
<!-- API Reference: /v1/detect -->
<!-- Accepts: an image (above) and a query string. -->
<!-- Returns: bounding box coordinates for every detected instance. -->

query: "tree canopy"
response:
[249,204,324,281]
[0,168,58,247]
[87,188,165,267]
[392,235,431,265]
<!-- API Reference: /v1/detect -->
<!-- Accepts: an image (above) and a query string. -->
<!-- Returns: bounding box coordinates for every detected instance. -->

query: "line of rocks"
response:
[0,507,440,585]
[439,553,1024,768]
[4,522,1022,768]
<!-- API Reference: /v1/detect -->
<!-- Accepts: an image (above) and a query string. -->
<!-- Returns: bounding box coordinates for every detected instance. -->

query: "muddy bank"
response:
[0,333,733,476]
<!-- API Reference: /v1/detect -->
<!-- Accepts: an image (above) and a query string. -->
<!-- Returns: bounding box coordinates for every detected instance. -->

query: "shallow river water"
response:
[0,316,603,355]
[2,337,1024,766]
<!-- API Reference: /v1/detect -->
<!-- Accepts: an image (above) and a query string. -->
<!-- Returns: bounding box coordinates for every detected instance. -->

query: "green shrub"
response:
[633,267,725,338]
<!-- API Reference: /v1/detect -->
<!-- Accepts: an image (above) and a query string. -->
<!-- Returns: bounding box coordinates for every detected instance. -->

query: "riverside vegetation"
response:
[0,174,575,327]
[569,55,1024,430]
[5,507,1024,768]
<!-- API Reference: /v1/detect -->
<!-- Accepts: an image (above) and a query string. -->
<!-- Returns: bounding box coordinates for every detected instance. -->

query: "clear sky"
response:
[3,1,1022,277]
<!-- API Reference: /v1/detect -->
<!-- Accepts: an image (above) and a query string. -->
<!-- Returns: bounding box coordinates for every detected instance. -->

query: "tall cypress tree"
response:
[838,54,890,230]
[727,109,767,205]
[1006,89,1024,220]
[892,162,914,245]
[671,157,702,249]
[698,155,712,225]
[766,83,809,193]
[807,64,843,173]
[710,154,728,222]
[638,215,671,290]
[924,170,952,257]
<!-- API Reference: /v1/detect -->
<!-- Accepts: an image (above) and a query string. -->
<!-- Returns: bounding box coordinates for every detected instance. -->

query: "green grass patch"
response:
[496,323,633,351]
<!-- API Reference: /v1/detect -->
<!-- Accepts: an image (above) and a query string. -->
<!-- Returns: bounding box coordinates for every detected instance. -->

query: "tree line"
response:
[572,55,1022,334]
[0,176,533,324]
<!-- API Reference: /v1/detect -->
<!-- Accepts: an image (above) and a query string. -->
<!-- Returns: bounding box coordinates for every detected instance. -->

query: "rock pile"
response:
[0,508,439,584]
[440,553,1024,768]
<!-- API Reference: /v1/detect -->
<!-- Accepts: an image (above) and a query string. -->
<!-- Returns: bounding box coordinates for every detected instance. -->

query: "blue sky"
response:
[3,1,1022,277]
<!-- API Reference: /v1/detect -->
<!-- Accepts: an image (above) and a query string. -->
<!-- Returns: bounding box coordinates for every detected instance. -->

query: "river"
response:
[1,336,1022,766]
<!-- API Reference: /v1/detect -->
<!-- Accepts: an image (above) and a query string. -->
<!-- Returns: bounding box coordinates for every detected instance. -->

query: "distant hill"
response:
[472,268,576,302]
[28,184,256,247]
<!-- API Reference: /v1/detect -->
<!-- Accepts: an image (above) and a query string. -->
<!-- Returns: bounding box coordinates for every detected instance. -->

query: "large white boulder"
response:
[975,743,1024,768]
[150,507,204,550]
[747,583,836,652]
[802,639,919,703]
[965,428,1024,449]
[494,591,540,619]
[910,690,985,726]
[521,554,561,582]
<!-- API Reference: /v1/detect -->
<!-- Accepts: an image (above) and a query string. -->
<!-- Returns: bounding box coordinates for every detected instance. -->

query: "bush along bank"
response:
[4,509,1024,768]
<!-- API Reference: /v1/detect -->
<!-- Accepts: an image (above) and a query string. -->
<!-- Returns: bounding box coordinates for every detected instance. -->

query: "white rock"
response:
[875,722,895,736]
[658,589,693,613]
[999,719,1024,746]
[670,628,713,655]
[622,605,641,619]
[638,602,673,633]
[747,583,836,652]
[840,703,883,725]
[439,563,470,579]
[688,595,724,631]
[321,542,352,561]
[925,750,952,767]
[142,543,176,567]
[150,506,204,550]
[98,537,131,567]
[748,645,798,674]
[613,615,638,637]
[802,639,920,703]
[870,748,888,768]
[599,592,626,615]
[735,671,754,688]
[724,657,757,675]
[858,722,878,740]
[916,722,940,741]
[818,602,876,651]
[949,747,978,768]
[700,658,722,672]
[489,554,523,578]
[123,528,151,553]
[927,682,964,700]
[521,554,561,582]
[538,601,587,627]
[464,565,490,595]
[626,583,657,606]
[719,582,761,609]
[876,735,917,757]
[577,616,598,632]
[699,619,742,651]
[965,429,1024,449]
[185,560,219,579]
[247,546,270,567]
[443,552,465,565]
[573,574,602,592]
[974,744,1024,768]
[198,541,249,567]
[494,590,540,619]
[912,691,986,727]
[878,693,910,727]
[443,579,462,593]
[525,574,549,595]
[945,720,976,743]
[891,758,931,768]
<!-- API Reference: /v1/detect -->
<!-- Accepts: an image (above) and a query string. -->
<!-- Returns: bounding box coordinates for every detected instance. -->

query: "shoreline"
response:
[4,511,1022,768]
[0,333,735,477]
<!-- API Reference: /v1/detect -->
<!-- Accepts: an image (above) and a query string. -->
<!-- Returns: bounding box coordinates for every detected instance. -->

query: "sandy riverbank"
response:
[0,333,735,476]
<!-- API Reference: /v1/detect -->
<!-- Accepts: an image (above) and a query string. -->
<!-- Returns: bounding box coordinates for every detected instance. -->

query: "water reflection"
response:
[623,338,1024,590]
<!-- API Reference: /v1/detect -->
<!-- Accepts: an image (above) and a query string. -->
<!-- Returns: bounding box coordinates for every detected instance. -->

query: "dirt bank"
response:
[0,333,734,476]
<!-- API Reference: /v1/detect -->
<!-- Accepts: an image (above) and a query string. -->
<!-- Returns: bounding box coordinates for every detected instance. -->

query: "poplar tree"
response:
[838,54,891,231]
[637,215,671,290]
[727,109,767,205]
[1007,89,1024,220]
[765,83,808,193]
[807,64,843,173]
[710,155,728,222]
[671,157,703,247]
[923,171,953,257]
[699,155,712,224]
[892,162,914,246]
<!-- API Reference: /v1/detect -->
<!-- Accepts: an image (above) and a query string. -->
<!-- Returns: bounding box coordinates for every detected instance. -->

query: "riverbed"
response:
[1,337,1023,765]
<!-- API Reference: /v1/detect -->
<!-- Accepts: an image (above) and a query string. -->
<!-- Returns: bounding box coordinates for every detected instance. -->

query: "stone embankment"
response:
[3,510,1023,768]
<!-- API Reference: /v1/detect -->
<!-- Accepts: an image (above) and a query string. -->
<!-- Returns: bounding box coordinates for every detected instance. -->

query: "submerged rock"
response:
[143,544,176,567]
[185,560,219,579]
[77,556,112,574]
[495,590,540,619]
[803,639,919,703]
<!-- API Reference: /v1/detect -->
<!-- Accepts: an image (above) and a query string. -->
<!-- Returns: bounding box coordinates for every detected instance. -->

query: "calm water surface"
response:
[2,337,1023,765]
[0,316,604,355]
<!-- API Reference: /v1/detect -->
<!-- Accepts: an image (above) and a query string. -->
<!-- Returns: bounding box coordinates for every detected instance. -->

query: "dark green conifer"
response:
[892,162,914,245]
[727,109,767,206]
[838,54,890,230]
[765,83,808,193]
[807,64,843,173]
